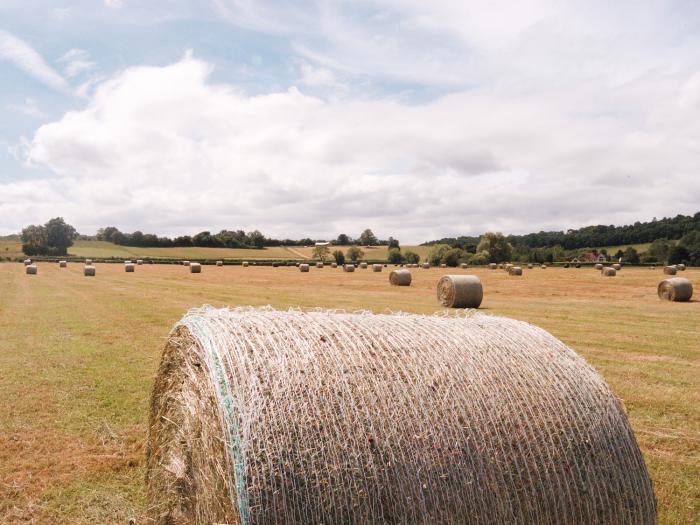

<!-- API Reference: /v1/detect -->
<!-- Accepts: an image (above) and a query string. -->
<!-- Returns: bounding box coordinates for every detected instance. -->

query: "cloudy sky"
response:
[1,1,700,243]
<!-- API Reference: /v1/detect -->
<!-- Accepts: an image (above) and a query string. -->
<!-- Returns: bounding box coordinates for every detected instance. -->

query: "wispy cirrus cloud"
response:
[57,48,95,78]
[0,30,69,93]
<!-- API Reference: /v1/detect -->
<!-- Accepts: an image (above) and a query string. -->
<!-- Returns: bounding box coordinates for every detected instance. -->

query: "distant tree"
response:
[97,226,120,242]
[614,249,625,261]
[193,231,216,247]
[443,248,464,267]
[359,229,378,246]
[336,233,350,245]
[470,251,489,265]
[387,248,403,264]
[668,245,690,265]
[679,230,700,266]
[21,224,48,256]
[403,250,420,264]
[476,232,512,263]
[427,244,451,266]
[387,236,400,249]
[346,245,364,262]
[248,230,266,248]
[623,247,640,264]
[332,250,345,265]
[647,238,672,263]
[312,244,331,261]
[44,217,77,255]
[173,235,193,247]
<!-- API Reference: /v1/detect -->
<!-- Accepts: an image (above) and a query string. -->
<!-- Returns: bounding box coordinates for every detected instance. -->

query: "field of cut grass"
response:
[67,240,433,261]
[0,238,22,258]
[0,263,698,523]
[593,242,652,254]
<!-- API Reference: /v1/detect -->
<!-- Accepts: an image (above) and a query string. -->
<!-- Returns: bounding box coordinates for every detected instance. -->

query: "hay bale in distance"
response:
[242,261,249,267]
[677,263,686,271]
[183,261,191,267]
[489,263,497,269]
[343,264,355,272]
[509,266,523,276]
[389,269,411,286]
[541,264,547,269]
[658,277,693,302]
[59,260,67,268]
[359,262,368,269]
[316,262,324,269]
[216,261,223,267]
[272,262,280,268]
[421,263,430,269]
[26,264,37,275]
[85,259,93,265]
[663,266,677,275]
[23,259,31,266]
[437,275,483,308]
[575,263,581,268]
[125,263,135,273]
[527,263,533,269]
[595,263,603,270]
[299,264,309,272]
[137,259,144,265]
[440,263,447,268]
[563,263,570,268]
[602,267,616,276]
[460,263,468,269]
[331,262,338,268]
[84,265,96,277]
[190,263,202,274]
[147,306,656,525]
[612,263,622,271]
[372,264,382,272]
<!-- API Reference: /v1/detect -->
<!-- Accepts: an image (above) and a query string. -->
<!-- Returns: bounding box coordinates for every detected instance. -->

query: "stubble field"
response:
[0,263,698,523]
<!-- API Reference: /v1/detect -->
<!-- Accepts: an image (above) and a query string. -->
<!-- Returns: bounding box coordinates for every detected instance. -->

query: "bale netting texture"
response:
[146,306,656,525]
[389,268,412,286]
[657,277,693,302]
[437,275,483,309]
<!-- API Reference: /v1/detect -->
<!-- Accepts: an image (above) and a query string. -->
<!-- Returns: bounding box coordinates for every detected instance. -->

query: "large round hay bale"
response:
[84,265,96,277]
[460,263,468,269]
[504,263,513,272]
[489,263,497,269]
[316,262,324,269]
[612,263,622,271]
[331,262,337,268]
[595,263,603,270]
[137,259,144,265]
[677,263,686,271]
[421,262,430,269]
[190,263,202,274]
[59,260,67,268]
[437,275,483,308]
[343,264,355,272]
[509,266,523,276]
[23,258,31,266]
[216,261,223,267]
[389,269,411,286]
[183,261,191,267]
[658,277,693,302]
[125,263,135,273]
[359,262,368,269]
[527,263,533,269]
[541,264,547,269]
[663,266,677,275]
[242,261,249,267]
[26,264,37,275]
[299,264,309,272]
[372,264,382,272]
[602,267,616,276]
[147,307,656,525]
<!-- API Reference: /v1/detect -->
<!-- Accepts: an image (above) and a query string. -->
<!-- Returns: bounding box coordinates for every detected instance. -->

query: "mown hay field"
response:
[67,240,432,260]
[0,263,698,523]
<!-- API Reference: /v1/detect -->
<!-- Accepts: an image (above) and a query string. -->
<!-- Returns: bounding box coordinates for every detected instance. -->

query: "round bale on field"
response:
[190,263,202,273]
[23,259,31,266]
[137,259,144,265]
[422,263,430,269]
[183,261,191,267]
[595,263,603,270]
[216,261,223,267]
[242,261,249,267]
[677,263,686,271]
[331,262,337,268]
[343,264,355,272]
[509,266,523,276]
[26,264,37,275]
[527,263,534,269]
[125,263,135,273]
[613,263,622,271]
[84,265,96,277]
[602,267,616,276]
[59,260,67,268]
[460,263,468,269]
[85,259,92,265]
[389,269,411,286]
[658,277,693,302]
[663,266,677,275]
[359,262,368,269]
[372,264,382,272]
[299,264,309,272]
[541,264,547,269]
[146,306,656,525]
[489,263,497,269]
[316,262,324,269]
[437,275,483,308]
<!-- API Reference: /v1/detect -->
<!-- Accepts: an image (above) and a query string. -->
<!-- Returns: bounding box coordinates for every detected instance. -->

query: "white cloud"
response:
[0,31,69,92]
[7,98,46,118]
[104,0,124,9]
[298,62,339,88]
[57,48,95,78]
[7,51,698,241]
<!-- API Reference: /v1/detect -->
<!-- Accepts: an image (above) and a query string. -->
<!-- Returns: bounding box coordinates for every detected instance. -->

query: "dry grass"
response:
[0,263,698,523]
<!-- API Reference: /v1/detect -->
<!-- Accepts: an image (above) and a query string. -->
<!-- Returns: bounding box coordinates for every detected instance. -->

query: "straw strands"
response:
[437,275,483,308]
[657,278,693,302]
[146,306,656,525]
[389,269,411,286]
